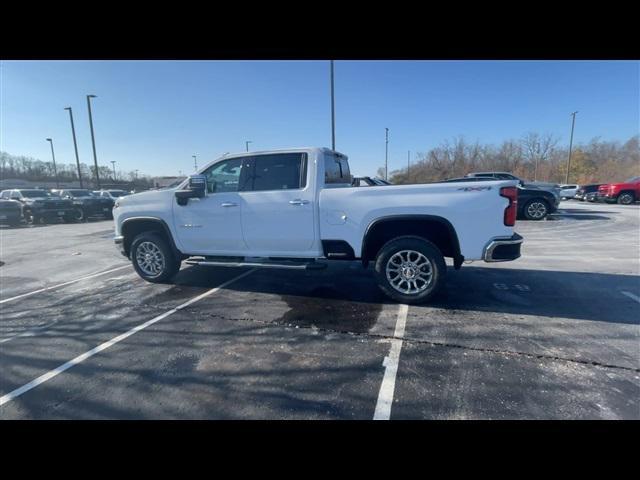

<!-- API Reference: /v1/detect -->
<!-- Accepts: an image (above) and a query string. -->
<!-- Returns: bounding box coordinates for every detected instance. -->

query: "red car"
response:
[597,176,640,205]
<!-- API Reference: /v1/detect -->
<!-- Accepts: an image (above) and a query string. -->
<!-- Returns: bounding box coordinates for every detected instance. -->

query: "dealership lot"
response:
[1,201,639,419]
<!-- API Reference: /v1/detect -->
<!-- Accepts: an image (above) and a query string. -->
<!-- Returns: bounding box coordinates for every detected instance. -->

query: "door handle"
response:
[289,199,309,205]
[221,202,238,207]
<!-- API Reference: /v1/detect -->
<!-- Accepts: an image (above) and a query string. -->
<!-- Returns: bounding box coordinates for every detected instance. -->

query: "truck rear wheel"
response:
[131,232,181,283]
[374,236,446,304]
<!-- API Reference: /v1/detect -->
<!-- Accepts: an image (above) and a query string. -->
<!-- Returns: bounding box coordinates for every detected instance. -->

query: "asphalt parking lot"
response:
[1,201,639,419]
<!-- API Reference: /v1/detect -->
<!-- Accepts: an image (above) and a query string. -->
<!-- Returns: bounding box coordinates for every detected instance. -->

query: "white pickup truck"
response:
[113,147,523,303]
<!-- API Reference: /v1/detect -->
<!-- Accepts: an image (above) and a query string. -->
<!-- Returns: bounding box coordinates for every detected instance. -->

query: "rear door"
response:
[239,152,316,254]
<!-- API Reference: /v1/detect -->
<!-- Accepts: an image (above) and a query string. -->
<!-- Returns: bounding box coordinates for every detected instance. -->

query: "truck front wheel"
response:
[617,192,635,205]
[131,232,181,283]
[374,236,446,304]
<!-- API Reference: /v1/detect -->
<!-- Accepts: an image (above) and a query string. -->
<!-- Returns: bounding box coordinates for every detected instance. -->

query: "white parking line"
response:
[373,303,409,420]
[0,265,130,305]
[621,291,640,304]
[0,268,255,407]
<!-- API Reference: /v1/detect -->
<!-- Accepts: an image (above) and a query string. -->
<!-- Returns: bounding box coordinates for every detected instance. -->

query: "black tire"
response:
[25,210,40,225]
[71,207,84,222]
[523,199,549,220]
[617,192,635,205]
[130,232,181,283]
[374,236,446,304]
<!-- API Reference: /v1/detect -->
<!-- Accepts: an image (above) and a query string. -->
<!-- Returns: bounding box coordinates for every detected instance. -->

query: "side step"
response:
[185,258,328,270]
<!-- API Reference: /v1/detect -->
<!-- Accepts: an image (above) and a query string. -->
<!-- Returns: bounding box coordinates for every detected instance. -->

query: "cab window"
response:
[201,158,243,193]
[245,153,307,191]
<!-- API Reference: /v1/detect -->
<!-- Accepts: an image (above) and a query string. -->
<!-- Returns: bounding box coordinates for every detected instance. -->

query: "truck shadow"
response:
[172,263,639,328]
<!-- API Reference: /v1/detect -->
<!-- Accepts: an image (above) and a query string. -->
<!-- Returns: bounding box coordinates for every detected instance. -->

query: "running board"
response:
[185,259,328,270]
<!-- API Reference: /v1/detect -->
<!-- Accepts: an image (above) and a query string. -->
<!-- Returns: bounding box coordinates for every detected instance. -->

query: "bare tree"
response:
[521,132,559,181]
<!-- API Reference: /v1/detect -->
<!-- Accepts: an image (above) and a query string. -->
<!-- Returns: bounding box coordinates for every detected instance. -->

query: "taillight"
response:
[500,186,517,226]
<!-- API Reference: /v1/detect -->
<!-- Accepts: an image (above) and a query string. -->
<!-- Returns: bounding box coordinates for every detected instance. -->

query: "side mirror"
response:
[175,175,206,206]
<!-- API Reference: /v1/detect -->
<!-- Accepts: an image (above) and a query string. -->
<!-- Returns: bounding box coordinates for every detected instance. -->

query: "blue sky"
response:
[1,60,638,178]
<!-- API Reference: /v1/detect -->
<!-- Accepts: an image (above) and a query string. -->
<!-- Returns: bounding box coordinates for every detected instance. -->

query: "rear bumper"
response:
[483,233,523,262]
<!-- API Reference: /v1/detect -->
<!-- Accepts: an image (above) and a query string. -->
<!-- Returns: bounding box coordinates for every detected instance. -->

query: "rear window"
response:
[325,154,351,184]
[247,153,307,191]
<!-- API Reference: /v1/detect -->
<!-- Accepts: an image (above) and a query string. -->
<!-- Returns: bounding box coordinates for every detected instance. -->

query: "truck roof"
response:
[218,147,346,160]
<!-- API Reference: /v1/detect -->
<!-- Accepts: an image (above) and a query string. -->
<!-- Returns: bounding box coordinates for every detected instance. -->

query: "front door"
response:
[172,157,248,255]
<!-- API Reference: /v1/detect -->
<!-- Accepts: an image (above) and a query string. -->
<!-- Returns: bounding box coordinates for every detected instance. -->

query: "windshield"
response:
[20,190,51,198]
[625,176,640,183]
[108,190,128,197]
[67,190,94,197]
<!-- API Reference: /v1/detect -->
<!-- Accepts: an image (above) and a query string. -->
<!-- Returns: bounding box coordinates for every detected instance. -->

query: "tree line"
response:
[0,151,155,188]
[382,134,640,185]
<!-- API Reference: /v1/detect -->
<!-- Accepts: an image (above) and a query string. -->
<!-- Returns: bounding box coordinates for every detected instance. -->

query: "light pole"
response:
[45,138,60,188]
[193,155,198,172]
[86,94,101,189]
[565,111,578,184]
[385,128,389,181]
[245,141,252,152]
[330,60,336,150]
[407,150,410,182]
[111,161,117,181]
[64,107,83,188]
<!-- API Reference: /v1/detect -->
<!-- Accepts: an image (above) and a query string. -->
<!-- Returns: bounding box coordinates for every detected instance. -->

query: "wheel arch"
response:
[361,215,463,269]
[121,217,183,259]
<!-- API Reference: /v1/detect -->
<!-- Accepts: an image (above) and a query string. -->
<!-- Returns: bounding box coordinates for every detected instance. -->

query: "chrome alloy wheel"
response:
[135,241,166,277]
[527,201,547,219]
[385,249,433,295]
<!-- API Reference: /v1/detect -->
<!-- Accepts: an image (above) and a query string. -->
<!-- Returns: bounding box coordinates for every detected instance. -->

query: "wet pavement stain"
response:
[278,286,384,334]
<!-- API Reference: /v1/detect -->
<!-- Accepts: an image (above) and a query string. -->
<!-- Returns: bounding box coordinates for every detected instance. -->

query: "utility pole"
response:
[245,141,252,152]
[111,161,117,181]
[330,60,336,150]
[385,128,389,181]
[565,111,578,184]
[407,150,410,182]
[64,107,83,188]
[193,155,198,172]
[86,94,101,189]
[45,138,60,188]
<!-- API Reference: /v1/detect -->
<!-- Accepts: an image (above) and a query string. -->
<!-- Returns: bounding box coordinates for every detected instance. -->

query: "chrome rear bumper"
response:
[483,233,523,262]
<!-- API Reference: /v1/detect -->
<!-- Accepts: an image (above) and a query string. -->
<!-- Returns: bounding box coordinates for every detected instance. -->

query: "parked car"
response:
[465,172,562,203]
[0,189,77,224]
[574,183,603,201]
[442,177,558,220]
[55,189,115,220]
[113,147,523,304]
[0,197,23,226]
[93,189,131,200]
[585,191,599,202]
[596,177,640,205]
[351,176,391,186]
[559,184,578,200]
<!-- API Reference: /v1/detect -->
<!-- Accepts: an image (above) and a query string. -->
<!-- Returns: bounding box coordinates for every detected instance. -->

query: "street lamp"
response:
[45,138,60,188]
[330,60,336,150]
[111,160,117,181]
[565,111,578,184]
[86,94,101,189]
[64,107,83,188]
[245,141,252,152]
[193,155,198,172]
[385,128,389,181]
